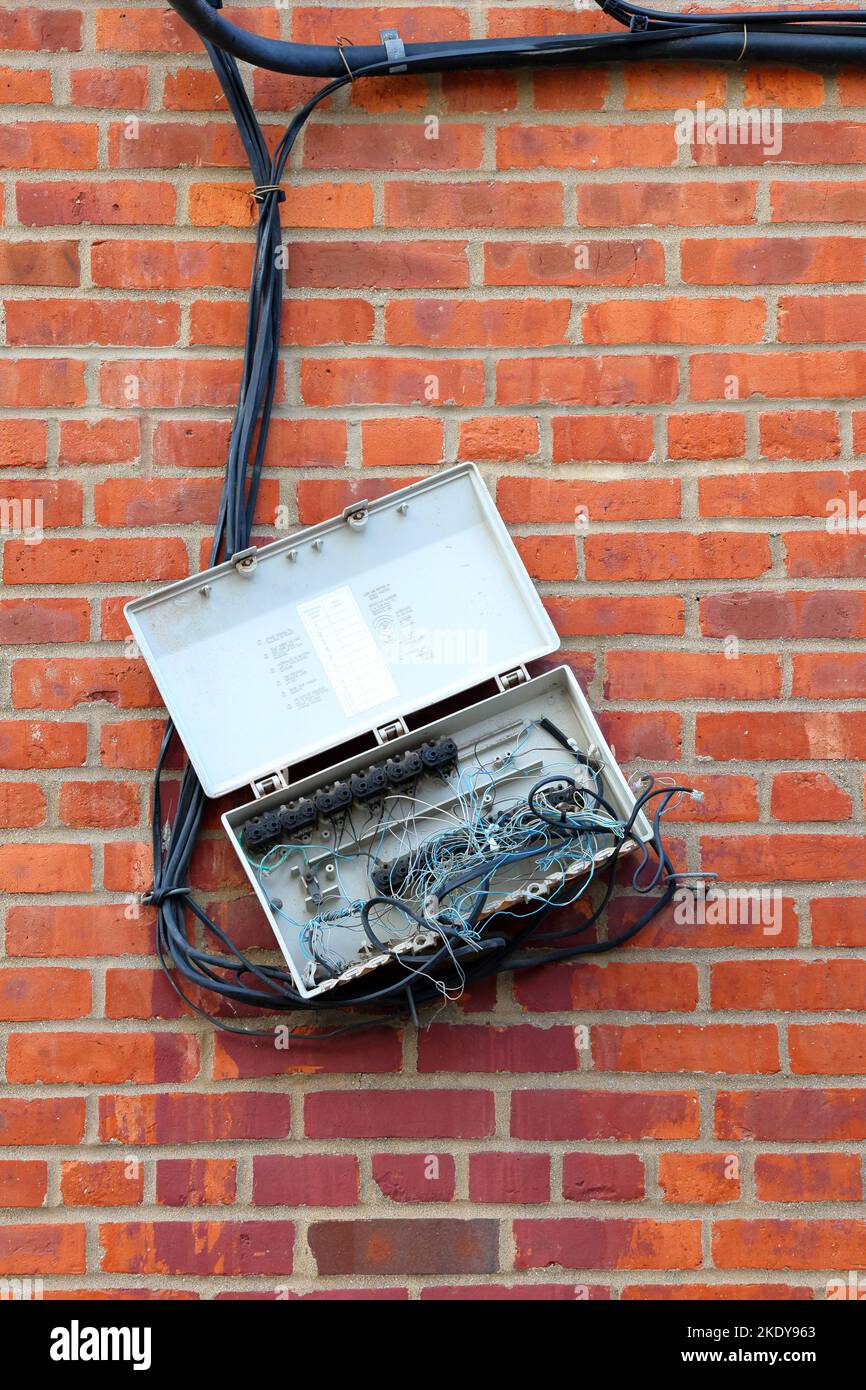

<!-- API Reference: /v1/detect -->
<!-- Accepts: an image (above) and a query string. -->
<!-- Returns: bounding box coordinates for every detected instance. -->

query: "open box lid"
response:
[125,464,559,798]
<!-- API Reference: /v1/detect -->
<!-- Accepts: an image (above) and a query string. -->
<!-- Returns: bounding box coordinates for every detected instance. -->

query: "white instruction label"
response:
[297,584,398,718]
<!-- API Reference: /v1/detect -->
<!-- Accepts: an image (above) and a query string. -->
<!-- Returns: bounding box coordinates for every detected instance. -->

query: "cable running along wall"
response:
[146,0,840,1034]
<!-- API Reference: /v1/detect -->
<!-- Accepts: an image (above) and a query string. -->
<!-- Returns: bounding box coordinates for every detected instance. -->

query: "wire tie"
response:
[251,183,285,204]
[736,24,748,61]
[336,35,356,81]
[142,884,190,908]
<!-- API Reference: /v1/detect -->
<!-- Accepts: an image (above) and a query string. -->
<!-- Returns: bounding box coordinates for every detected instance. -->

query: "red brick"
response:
[12,658,158,710]
[562,1154,644,1202]
[499,476,679,523]
[0,239,78,285]
[0,8,82,51]
[7,1031,199,1083]
[684,236,866,285]
[515,961,697,1014]
[71,65,147,107]
[0,720,86,769]
[5,297,178,346]
[766,408,844,458]
[698,711,866,763]
[546,595,684,637]
[0,1225,85,1275]
[771,771,852,821]
[0,418,47,467]
[0,845,91,895]
[97,7,278,52]
[702,833,866,881]
[59,418,140,466]
[584,297,763,345]
[5,904,152,957]
[0,1097,84,1145]
[0,781,46,828]
[624,64,726,108]
[515,1218,701,1270]
[772,178,866,222]
[789,1024,866,1075]
[302,358,483,407]
[754,1154,862,1203]
[593,1025,779,1075]
[713,1219,866,1270]
[373,1154,456,1203]
[700,590,866,640]
[605,650,779,701]
[812,898,866,947]
[61,1161,143,1207]
[586,533,769,582]
[99,1094,291,1144]
[190,297,373,347]
[0,357,84,407]
[515,535,576,580]
[59,781,140,829]
[487,239,663,288]
[0,1161,48,1208]
[667,412,745,460]
[100,1222,294,1276]
[795,647,866,695]
[156,1160,236,1207]
[580,181,756,227]
[690,349,866,401]
[470,1154,550,1204]
[498,124,676,170]
[744,65,823,107]
[497,355,678,406]
[304,123,482,172]
[17,179,175,225]
[212,1027,401,1078]
[253,1156,358,1208]
[623,1283,812,1301]
[512,1090,699,1140]
[0,121,96,169]
[5,537,188,584]
[716,1089,866,1141]
[552,415,654,463]
[659,1154,740,1204]
[306,1091,494,1140]
[309,1219,497,1276]
[385,180,561,227]
[532,68,609,111]
[361,418,443,468]
[386,297,569,347]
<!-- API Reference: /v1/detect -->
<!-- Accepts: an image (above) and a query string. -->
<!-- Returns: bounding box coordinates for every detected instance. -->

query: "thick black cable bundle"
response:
[147,0,820,1034]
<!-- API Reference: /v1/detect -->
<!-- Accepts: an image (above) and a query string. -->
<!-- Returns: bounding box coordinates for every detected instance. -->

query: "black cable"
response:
[142,0,730,1037]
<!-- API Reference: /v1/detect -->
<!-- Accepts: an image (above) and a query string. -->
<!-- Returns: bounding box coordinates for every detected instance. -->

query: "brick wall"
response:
[1,1,865,1299]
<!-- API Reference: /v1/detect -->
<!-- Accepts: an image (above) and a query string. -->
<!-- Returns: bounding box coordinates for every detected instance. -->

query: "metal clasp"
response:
[230,546,258,576]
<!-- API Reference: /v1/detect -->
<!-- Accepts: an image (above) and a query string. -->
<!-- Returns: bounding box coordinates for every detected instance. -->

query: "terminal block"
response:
[384,749,423,787]
[419,736,458,772]
[279,798,317,836]
[351,764,389,802]
[314,781,353,818]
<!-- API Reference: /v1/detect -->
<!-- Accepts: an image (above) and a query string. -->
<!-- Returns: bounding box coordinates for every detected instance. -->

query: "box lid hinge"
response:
[375,717,408,745]
[251,769,288,800]
[496,664,530,692]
